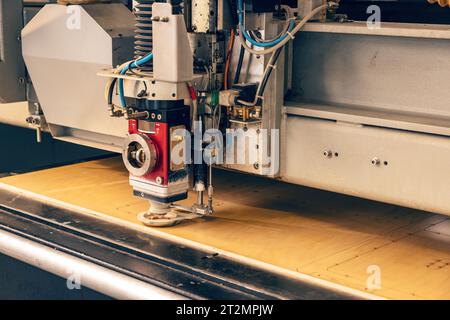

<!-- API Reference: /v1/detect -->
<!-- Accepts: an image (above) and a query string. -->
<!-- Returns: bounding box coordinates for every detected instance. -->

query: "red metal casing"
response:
[128,119,169,187]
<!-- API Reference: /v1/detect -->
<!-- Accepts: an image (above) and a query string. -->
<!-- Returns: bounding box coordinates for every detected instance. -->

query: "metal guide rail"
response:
[0,187,357,300]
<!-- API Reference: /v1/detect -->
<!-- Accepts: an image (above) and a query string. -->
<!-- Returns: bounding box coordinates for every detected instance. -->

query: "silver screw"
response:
[371,157,381,166]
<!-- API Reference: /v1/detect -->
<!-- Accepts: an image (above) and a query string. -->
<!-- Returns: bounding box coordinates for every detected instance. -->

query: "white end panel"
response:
[152,3,193,83]
[22,4,128,148]
[283,116,450,216]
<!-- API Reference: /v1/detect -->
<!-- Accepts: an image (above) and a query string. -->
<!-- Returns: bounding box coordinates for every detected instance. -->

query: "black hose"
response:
[255,47,283,105]
[227,0,239,26]
[233,45,245,84]
[108,78,118,105]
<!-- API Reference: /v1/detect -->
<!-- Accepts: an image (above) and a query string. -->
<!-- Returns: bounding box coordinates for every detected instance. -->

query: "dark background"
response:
[0,124,108,175]
[337,0,450,24]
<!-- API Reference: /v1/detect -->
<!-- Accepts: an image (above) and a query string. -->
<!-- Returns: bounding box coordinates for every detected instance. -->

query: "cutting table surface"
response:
[1,157,449,300]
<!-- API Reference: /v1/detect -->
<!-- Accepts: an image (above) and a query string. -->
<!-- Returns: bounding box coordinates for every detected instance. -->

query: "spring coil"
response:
[134,0,155,71]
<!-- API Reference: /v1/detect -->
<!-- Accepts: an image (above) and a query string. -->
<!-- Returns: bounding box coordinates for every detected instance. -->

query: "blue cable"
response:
[118,53,154,107]
[237,0,295,48]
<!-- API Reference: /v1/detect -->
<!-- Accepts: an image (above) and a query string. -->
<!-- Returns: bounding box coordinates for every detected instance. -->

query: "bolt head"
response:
[323,150,333,158]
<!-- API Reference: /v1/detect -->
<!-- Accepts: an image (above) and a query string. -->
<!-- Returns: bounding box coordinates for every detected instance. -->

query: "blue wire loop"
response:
[238,0,295,48]
[118,53,154,107]
[118,0,291,107]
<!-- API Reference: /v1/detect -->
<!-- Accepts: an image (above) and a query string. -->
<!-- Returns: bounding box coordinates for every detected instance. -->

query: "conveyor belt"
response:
[0,157,449,299]
[0,186,356,300]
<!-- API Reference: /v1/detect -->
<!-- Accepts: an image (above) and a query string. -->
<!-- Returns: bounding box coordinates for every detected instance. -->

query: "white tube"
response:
[239,4,331,56]
[0,229,186,300]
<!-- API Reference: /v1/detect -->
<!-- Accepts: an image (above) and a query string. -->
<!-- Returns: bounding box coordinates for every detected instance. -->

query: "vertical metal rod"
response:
[36,127,42,143]
[197,190,204,206]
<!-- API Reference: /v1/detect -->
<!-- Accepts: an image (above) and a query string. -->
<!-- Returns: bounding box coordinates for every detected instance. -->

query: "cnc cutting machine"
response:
[3,0,450,225]
[1,0,450,300]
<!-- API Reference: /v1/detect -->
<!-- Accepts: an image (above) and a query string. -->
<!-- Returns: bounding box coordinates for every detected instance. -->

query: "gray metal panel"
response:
[284,102,450,137]
[0,0,26,103]
[282,115,450,216]
[82,3,135,66]
[22,3,135,150]
[289,26,450,135]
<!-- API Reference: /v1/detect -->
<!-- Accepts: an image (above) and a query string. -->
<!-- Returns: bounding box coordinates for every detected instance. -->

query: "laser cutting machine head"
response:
[4,0,340,226]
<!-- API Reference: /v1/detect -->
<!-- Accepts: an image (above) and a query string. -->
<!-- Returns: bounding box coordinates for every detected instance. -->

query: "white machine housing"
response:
[22,3,135,152]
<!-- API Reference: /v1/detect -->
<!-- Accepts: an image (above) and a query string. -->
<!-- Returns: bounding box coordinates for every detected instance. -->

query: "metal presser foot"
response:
[138,200,213,228]
[138,202,180,228]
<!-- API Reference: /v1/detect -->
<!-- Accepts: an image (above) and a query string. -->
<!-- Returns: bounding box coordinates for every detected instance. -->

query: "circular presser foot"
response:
[137,201,180,228]
[137,211,180,228]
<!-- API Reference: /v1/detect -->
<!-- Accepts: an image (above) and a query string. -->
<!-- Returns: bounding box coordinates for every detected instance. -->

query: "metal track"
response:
[0,187,357,300]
